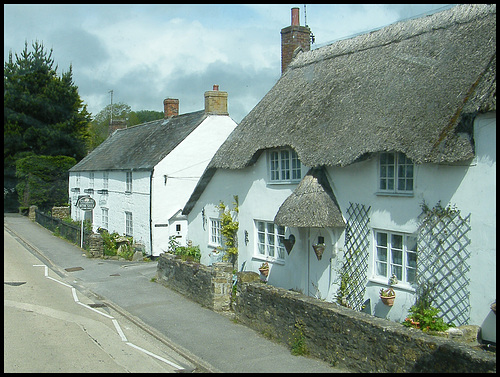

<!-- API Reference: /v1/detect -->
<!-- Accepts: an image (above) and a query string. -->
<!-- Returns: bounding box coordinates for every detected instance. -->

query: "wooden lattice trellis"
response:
[417,205,471,326]
[340,202,371,311]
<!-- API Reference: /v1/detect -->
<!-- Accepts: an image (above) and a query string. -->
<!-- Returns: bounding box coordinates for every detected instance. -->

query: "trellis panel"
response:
[417,209,471,326]
[341,202,371,311]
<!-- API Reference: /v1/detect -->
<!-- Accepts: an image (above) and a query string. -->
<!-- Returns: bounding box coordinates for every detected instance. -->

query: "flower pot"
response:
[380,295,396,306]
[259,268,269,277]
[312,244,325,260]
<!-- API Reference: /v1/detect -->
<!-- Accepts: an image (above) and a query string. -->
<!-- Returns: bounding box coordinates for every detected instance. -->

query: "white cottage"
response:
[68,85,237,257]
[183,5,496,342]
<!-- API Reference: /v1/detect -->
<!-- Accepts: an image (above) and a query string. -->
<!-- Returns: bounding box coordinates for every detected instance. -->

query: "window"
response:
[374,230,417,284]
[89,172,94,188]
[76,172,81,186]
[209,218,222,246]
[379,152,413,193]
[255,220,286,260]
[102,208,108,230]
[103,171,109,189]
[269,148,301,182]
[126,171,132,192]
[125,212,133,236]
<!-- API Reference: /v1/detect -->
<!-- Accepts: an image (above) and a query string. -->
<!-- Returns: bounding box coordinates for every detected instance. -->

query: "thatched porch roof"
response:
[274,167,345,228]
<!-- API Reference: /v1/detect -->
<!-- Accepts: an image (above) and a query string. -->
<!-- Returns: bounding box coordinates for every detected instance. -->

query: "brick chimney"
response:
[281,7,311,75]
[164,98,179,118]
[204,84,228,115]
[109,119,127,135]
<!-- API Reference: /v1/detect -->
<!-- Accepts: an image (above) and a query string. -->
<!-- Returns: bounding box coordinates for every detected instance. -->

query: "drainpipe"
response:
[149,169,154,257]
[307,228,310,296]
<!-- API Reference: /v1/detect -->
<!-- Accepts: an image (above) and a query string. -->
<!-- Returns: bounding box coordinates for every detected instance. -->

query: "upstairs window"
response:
[89,172,94,188]
[103,171,109,189]
[269,148,301,183]
[379,152,413,194]
[126,171,132,192]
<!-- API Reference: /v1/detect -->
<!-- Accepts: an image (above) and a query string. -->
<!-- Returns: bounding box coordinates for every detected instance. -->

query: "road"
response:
[4,228,195,373]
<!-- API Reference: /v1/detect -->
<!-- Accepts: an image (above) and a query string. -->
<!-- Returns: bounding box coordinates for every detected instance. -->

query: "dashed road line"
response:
[32,263,185,371]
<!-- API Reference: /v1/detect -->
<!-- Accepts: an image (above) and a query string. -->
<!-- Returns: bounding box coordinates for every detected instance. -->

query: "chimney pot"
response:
[291,7,300,26]
[164,98,179,118]
[213,84,219,91]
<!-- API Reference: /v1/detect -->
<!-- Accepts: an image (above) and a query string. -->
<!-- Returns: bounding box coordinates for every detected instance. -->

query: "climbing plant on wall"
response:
[217,195,239,266]
[417,200,471,326]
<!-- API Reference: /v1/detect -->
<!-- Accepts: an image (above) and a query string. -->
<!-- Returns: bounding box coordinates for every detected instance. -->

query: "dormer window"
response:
[379,152,413,194]
[268,148,301,183]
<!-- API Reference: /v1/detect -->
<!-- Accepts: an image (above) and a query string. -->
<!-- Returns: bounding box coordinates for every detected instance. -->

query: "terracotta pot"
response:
[380,295,396,306]
[259,268,269,277]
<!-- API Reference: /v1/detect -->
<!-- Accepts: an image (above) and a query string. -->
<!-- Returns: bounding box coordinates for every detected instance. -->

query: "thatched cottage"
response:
[183,4,496,342]
[68,86,237,256]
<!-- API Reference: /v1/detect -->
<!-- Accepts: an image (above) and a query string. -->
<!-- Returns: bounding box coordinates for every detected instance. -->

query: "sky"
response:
[4,4,455,123]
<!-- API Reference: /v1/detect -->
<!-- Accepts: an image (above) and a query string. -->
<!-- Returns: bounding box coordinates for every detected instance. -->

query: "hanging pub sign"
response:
[77,195,96,211]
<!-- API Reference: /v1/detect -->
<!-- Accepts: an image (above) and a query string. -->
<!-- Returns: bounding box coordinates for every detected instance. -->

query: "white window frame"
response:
[209,218,222,247]
[126,171,132,193]
[378,152,414,194]
[101,208,108,230]
[89,171,94,188]
[373,229,417,285]
[255,220,286,261]
[76,172,81,186]
[268,148,302,183]
[125,211,133,236]
[103,171,109,189]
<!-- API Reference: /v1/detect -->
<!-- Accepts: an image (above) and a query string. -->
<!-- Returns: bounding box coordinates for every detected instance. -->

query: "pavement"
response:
[4,213,350,373]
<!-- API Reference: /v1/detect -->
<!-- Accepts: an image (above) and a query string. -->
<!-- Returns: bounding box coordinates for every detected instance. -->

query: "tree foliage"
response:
[4,40,91,161]
[15,155,76,211]
[4,40,90,211]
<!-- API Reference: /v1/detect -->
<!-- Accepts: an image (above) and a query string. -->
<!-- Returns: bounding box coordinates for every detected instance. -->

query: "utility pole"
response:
[108,90,114,124]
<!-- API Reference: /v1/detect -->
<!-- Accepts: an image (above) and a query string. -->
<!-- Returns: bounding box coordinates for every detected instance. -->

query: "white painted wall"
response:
[69,170,152,251]
[186,112,496,337]
[150,115,237,256]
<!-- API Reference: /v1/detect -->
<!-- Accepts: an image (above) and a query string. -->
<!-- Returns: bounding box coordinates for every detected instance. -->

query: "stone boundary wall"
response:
[234,282,496,373]
[156,253,233,311]
[51,206,70,220]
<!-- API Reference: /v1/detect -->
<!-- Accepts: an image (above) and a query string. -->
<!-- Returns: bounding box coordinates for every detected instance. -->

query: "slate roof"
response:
[274,167,345,228]
[70,111,207,172]
[209,4,496,169]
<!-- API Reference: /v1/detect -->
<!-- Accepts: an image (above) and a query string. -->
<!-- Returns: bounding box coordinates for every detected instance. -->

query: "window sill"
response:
[252,255,285,266]
[368,276,416,293]
[267,180,300,185]
[376,191,414,197]
[125,191,132,195]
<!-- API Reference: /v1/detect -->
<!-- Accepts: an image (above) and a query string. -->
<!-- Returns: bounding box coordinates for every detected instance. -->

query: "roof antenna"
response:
[304,4,315,44]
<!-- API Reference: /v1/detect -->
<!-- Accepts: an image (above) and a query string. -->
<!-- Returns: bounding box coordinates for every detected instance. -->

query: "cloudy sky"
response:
[4,4,454,123]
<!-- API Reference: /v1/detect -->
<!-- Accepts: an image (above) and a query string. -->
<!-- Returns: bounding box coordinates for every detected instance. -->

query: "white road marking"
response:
[32,263,184,370]
[112,319,128,342]
[126,342,184,370]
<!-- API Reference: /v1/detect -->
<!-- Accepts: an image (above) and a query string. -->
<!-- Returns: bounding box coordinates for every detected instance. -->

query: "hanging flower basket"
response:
[312,243,325,260]
[258,262,269,277]
[380,287,396,306]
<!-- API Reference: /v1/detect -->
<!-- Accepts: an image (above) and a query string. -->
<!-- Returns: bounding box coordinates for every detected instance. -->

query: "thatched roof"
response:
[274,167,345,228]
[70,111,206,172]
[209,4,496,169]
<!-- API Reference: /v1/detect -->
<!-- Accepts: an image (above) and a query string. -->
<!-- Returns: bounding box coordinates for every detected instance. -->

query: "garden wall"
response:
[234,281,496,373]
[156,253,233,312]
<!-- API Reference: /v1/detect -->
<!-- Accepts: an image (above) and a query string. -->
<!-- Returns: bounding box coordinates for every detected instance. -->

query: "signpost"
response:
[76,196,96,248]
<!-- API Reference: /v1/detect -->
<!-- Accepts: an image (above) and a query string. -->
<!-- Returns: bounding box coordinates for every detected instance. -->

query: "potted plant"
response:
[258,262,270,277]
[380,287,396,306]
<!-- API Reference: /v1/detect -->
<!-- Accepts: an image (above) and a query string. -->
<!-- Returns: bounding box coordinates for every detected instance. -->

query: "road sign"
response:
[77,196,96,211]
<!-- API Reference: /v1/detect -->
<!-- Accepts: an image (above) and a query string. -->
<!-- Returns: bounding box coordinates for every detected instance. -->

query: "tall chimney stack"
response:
[204,84,228,115]
[280,7,311,75]
[164,98,179,118]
